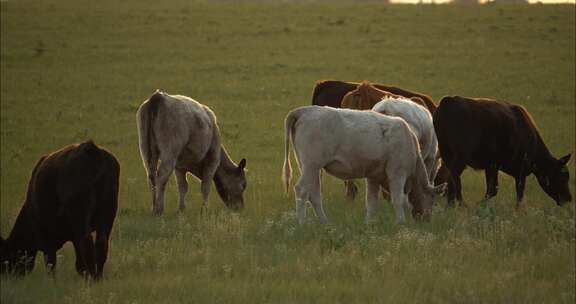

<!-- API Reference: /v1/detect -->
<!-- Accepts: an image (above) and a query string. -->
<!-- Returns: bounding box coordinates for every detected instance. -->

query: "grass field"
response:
[1,0,575,303]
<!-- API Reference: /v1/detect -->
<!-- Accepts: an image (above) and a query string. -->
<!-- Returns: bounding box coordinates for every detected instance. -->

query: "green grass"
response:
[1,1,575,303]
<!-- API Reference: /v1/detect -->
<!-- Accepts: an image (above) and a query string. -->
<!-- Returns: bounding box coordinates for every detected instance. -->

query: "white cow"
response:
[137,90,247,215]
[372,97,440,184]
[282,106,446,224]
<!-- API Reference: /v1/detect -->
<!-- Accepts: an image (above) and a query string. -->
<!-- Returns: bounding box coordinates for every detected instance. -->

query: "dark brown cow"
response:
[434,96,572,207]
[0,140,120,280]
[311,80,437,113]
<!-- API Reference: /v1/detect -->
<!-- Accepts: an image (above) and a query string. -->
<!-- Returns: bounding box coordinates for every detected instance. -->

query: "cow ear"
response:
[238,158,246,171]
[559,154,571,165]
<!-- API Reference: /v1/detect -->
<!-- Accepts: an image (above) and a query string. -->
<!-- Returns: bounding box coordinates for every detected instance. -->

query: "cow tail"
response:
[137,90,163,187]
[283,109,301,194]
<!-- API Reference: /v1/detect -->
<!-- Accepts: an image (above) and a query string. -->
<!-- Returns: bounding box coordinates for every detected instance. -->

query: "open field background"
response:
[1,1,575,303]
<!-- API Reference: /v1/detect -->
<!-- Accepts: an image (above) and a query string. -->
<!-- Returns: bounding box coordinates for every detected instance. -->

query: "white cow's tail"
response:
[282,109,301,194]
[136,90,164,187]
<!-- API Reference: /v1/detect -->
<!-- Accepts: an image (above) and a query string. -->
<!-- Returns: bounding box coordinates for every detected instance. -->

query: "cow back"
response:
[311,80,436,113]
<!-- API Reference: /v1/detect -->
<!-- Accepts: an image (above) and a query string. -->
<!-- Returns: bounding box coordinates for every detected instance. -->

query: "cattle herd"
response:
[0,80,572,280]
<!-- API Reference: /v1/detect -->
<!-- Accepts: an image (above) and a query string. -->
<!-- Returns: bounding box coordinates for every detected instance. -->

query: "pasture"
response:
[1,0,574,303]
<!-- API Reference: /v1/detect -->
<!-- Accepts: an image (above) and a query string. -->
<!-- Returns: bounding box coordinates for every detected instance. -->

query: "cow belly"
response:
[323,159,384,180]
[34,217,73,251]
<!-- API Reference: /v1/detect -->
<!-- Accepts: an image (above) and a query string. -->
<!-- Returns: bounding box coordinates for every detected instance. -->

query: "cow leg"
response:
[73,242,87,276]
[200,150,220,213]
[73,234,96,279]
[483,164,499,201]
[294,167,323,224]
[434,163,451,199]
[154,157,176,215]
[308,171,328,224]
[43,250,57,277]
[452,174,465,207]
[380,175,390,202]
[388,177,408,223]
[446,162,466,208]
[294,198,307,225]
[515,175,526,209]
[344,180,358,201]
[365,179,380,223]
[381,189,390,202]
[175,168,188,212]
[93,177,118,280]
[294,176,308,225]
[94,233,109,281]
[147,154,159,214]
[94,212,115,280]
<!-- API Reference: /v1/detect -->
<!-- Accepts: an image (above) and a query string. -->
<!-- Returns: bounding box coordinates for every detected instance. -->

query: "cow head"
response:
[341,90,360,109]
[411,183,447,221]
[0,237,36,276]
[215,158,247,211]
[536,154,572,205]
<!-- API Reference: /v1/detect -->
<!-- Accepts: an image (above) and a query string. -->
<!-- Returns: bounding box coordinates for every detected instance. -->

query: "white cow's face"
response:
[412,183,447,221]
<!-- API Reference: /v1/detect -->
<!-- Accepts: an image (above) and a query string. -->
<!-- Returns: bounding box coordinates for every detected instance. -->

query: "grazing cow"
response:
[434,96,572,207]
[338,82,448,200]
[0,141,119,280]
[372,97,439,185]
[282,106,446,224]
[137,90,247,215]
[311,80,437,112]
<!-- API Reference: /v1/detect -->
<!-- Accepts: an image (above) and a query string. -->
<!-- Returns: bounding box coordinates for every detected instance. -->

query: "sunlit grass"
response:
[1,1,574,303]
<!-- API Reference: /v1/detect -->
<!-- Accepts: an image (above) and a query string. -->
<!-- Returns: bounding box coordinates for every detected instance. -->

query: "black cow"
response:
[0,140,120,280]
[433,96,571,207]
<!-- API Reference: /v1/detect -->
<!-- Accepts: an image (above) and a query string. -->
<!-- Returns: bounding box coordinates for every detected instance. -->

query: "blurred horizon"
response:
[390,0,575,4]
[3,0,575,4]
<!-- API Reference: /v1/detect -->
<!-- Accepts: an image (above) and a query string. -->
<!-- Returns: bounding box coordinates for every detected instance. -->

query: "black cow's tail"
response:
[137,90,164,187]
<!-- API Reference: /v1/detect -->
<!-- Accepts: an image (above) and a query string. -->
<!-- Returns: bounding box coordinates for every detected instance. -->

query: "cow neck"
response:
[413,154,431,191]
[526,134,554,176]
[6,204,36,251]
[213,146,237,201]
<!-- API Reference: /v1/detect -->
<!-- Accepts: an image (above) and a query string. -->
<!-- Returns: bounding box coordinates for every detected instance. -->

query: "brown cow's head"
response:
[215,158,247,211]
[341,90,362,109]
[536,154,572,205]
[341,81,377,110]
